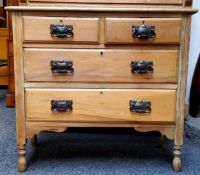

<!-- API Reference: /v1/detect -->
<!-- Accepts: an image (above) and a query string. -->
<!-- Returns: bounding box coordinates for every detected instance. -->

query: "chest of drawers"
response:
[6,0,197,172]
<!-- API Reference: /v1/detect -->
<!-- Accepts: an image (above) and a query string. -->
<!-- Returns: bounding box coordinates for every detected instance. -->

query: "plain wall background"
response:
[186,1,200,104]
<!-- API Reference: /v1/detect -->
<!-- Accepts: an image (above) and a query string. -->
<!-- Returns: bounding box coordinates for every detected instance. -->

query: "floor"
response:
[185,115,200,145]
[1,89,200,175]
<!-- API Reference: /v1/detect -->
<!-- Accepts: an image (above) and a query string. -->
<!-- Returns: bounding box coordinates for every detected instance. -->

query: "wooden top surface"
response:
[5,5,198,14]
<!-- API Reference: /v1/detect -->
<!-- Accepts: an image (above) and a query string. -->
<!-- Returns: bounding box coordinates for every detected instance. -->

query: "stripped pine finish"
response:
[26,88,176,122]
[27,0,183,4]
[24,49,178,83]
[6,0,197,172]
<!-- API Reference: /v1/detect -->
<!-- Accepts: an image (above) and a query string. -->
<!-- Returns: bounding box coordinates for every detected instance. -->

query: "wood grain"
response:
[0,29,9,85]
[0,29,9,37]
[175,15,191,146]
[0,37,8,59]
[24,82,178,89]
[25,122,175,140]
[21,11,183,18]
[22,43,180,49]
[0,76,8,85]
[5,6,198,14]
[28,0,182,4]
[26,88,176,123]
[105,18,181,44]
[12,12,26,145]
[6,38,15,107]
[6,0,19,107]
[24,49,178,83]
[23,16,100,44]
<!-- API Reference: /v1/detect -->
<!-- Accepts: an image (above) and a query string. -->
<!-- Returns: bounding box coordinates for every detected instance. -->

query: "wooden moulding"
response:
[27,0,182,5]
[26,122,175,140]
[12,11,26,146]
[175,15,191,146]
[24,83,178,90]
[20,0,194,6]
[5,6,198,14]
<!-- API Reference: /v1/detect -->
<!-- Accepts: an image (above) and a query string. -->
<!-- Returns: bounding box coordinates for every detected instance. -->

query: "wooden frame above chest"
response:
[19,0,193,6]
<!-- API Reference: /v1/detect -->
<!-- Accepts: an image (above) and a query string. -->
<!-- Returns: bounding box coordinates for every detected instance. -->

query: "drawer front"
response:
[28,0,182,5]
[24,49,178,83]
[23,16,100,44]
[105,18,181,44]
[26,89,176,123]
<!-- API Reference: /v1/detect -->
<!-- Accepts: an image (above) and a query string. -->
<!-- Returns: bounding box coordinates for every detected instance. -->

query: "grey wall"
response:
[186,1,200,104]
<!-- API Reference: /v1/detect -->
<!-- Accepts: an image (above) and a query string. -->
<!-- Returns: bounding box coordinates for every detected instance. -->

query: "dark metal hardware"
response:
[132,21,156,39]
[129,100,151,113]
[51,100,73,112]
[0,60,7,67]
[131,61,153,74]
[50,60,74,73]
[50,20,73,38]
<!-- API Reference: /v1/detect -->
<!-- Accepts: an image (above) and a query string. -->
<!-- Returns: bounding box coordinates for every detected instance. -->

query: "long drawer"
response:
[23,16,100,44]
[27,0,182,5]
[24,49,178,83]
[26,89,176,123]
[105,18,181,44]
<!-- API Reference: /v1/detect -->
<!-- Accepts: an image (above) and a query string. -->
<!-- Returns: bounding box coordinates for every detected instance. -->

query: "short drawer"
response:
[24,49,178,83]
[26,89,176,123]
[23,16,100,44]
[105,18,181,44]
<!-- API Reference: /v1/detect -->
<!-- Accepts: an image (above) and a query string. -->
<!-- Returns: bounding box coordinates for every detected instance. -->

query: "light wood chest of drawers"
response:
[6,0,197,172]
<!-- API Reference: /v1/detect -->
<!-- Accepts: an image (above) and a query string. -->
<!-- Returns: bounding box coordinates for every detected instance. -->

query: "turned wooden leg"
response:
[18,144,27,172]
[173,145,182,172]
[31,135,38,148]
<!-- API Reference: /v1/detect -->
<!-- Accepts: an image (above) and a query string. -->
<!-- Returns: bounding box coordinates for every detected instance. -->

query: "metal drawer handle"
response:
[132,21,156,39]
[50,20,73,38]
[129,100,151,113]
[51,100,73,112]
[50,60,74,73]
[131,61,153,74]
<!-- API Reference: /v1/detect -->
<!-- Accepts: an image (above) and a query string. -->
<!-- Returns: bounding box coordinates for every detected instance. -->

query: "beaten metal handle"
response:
[131,61,153,74]
[132,21,156,39]
[129,100,151,113]
[50,20,74,38]
[51,100,73,112]
[50,60,74,73]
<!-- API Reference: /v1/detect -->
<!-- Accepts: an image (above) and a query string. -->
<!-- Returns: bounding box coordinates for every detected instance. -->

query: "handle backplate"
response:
[131,61,153,74]
[51,100,73,112]
[132,22,156,39]
[130,100,151,113]
[50,22,73,38]
[50,60,74,73]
